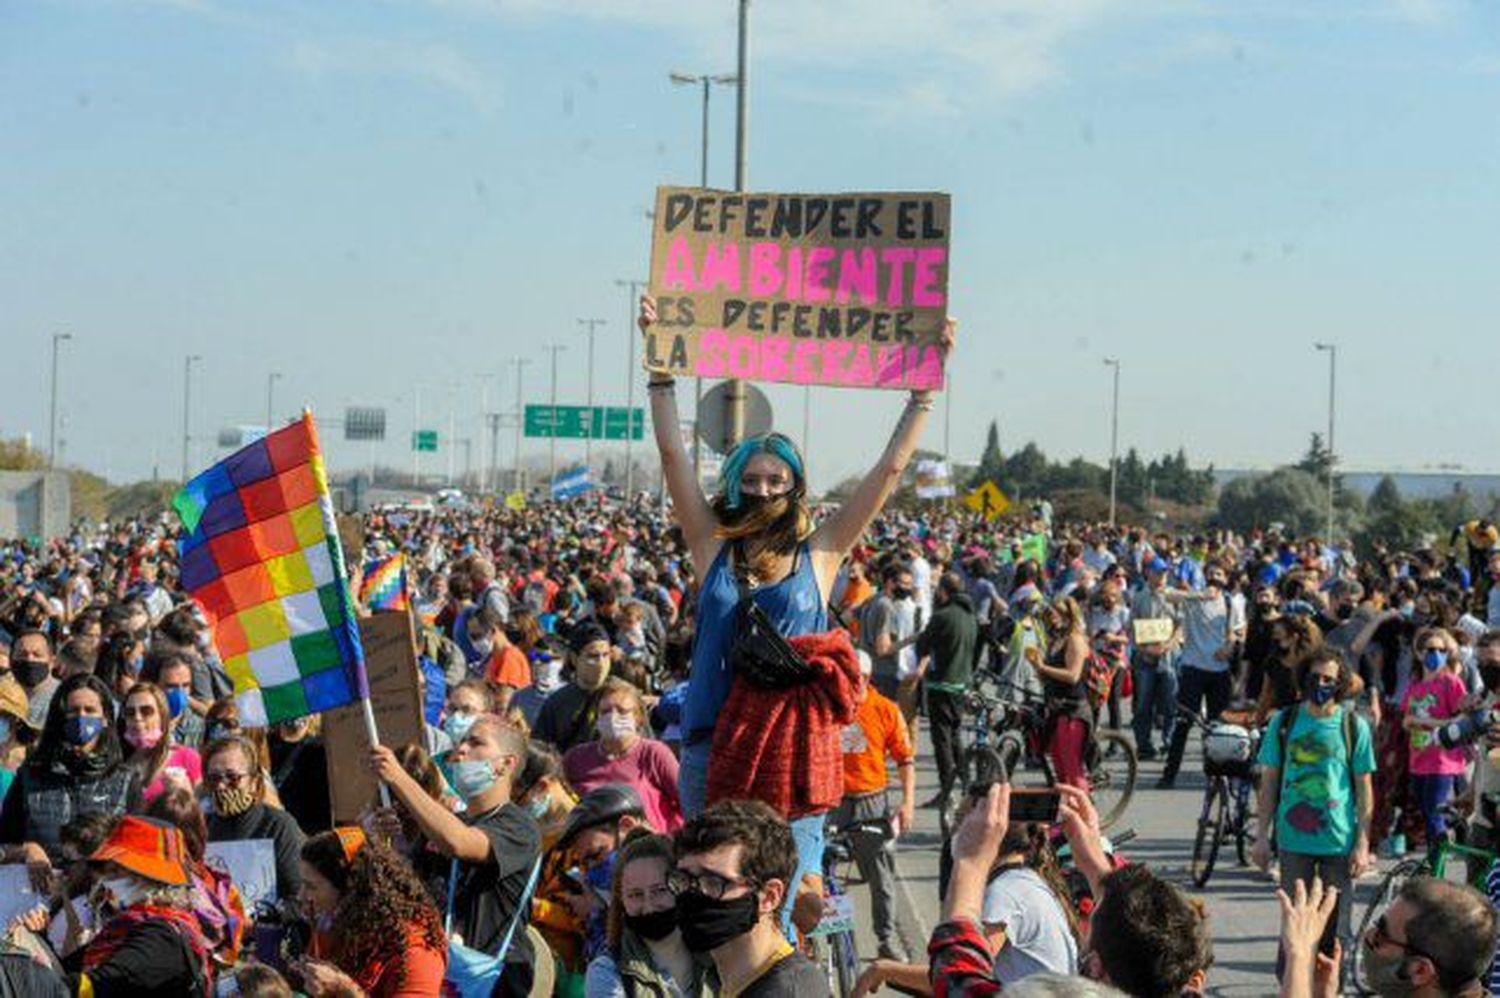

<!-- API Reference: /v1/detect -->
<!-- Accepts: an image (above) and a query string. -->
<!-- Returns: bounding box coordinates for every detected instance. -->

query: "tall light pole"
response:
[49,332,72,468]
[543,345,567,490]
[182,354,202,480]
[577,318,605,472]
[509,357,532,493]
[1314,342,1337,545]
[669,70,735,483]
[615,278,647,497]
[266,372,281,433]
[1103,358,1120,527]
[726,0,751,445]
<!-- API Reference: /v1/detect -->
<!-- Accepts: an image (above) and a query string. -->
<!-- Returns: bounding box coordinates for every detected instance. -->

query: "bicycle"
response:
[962,681,1138,831]
[806,816,892,998]
[1176,705,1260,887]
[1352,815,1500,995]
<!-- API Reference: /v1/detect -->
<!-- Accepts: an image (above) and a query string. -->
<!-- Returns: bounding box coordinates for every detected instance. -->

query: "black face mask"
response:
[625,906,680,942]
[893,587,913,600]
[13,659,49,689]
[1481,663,1500,694]
[1335,604,1354,620]
[675,889,760,953]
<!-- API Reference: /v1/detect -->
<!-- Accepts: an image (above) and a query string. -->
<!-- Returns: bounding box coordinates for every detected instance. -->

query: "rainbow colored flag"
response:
[360,553,409,611]
[172,412,367,726]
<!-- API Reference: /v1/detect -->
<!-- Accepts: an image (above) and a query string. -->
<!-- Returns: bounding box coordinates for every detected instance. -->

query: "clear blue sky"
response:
[4,0,1498,490]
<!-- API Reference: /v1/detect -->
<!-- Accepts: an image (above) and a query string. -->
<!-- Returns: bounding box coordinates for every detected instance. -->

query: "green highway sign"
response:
[524,405,644,441]
[411,430,439,452]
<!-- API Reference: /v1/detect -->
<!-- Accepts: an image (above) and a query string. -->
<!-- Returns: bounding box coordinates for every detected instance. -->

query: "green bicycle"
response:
[1352,828,1498,995]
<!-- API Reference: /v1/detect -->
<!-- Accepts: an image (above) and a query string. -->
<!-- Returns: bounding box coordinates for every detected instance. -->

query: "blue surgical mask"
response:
[125,655,144,676]
[0,717,12,744]
[1309,684,1336,706]
[449,759,498,801]
[443,712,477,744]
[1423,649,1447,672]
[63,715,105,747]
[165,687,190,719]
[526,795,550,820]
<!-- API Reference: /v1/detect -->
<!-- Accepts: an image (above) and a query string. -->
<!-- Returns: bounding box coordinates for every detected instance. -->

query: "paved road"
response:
[841,718,1396,996]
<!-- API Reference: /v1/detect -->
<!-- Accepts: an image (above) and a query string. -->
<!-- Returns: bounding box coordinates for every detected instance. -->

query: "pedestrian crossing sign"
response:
[965,481,1010,521]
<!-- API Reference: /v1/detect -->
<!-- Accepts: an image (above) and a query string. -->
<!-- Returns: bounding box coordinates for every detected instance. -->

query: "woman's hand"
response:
[17,843,53,894]
[637,294,658,335]
[6,902,49,941]
[297,958,365,997]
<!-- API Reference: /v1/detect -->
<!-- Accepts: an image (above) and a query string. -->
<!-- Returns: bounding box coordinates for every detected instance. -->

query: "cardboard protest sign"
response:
[1132,618,1175,645]
[205,839,278,906]
[324,611,426,824]
[914,459,955,499]
[646,187,950,391]
[0,865,40,930]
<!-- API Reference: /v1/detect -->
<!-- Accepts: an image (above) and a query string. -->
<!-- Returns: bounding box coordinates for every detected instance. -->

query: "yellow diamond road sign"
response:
[965,481,1010,521]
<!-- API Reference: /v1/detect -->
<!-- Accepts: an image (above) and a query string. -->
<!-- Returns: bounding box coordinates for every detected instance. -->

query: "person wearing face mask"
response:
[1158,566,1245,790]
[467,604,531,692]
[442,678,496,756]
[202,733,305,899]
[62,815,214,995]
[141,651,206,749]
[268,714,332,834]
[1253,646,1375,969]
[94,630,146,705]
[565,678,683,833]
[668,799,828,997]
[0,674,141,879]
[586,833,716,998]
[511,646,568,728]
[1354,876,1497,998]
[293,828,447,998]
[117,681,202,804]
[369,713,541,998]
[1400,627,1470,849]
[535,624,617,752]
[7,629,60,731]
[859,563,920,702]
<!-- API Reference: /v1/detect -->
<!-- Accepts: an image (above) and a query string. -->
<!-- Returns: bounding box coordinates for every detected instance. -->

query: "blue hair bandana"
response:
[721,433,804,509]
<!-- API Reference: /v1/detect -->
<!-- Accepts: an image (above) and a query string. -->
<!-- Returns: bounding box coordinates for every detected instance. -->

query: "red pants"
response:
[1047,715,1091,791]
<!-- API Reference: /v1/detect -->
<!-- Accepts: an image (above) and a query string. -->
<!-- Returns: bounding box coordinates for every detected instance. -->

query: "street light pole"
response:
[266,372,281,433]
[1315,342,1337,546]
[577,318,605,472]
[182,354,201,480]
[726,0,751,446]
[1103,358,1120,527]
[510,357,532,493]
[49,332,72,468]
[615,279,647,497]
[543,345,567,490]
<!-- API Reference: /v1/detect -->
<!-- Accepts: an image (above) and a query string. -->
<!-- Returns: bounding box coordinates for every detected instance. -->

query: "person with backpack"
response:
[1252,645,1375,967]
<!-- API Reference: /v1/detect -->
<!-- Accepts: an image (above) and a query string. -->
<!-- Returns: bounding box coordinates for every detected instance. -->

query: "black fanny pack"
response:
[729,598,815,689]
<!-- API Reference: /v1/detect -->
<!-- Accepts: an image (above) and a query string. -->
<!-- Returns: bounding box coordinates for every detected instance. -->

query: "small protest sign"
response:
[205,839,278,906]
[0,865,40,930]
[646,187,950,391]
[1132,618,1175,645]
[324,611,426,824]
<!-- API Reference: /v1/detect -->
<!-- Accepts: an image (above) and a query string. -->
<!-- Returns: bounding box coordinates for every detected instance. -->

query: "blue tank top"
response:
[682,542,827,742]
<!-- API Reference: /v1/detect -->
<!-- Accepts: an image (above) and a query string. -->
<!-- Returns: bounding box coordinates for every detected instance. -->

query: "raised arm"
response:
[638,296,718,566]
[812,319,956,582]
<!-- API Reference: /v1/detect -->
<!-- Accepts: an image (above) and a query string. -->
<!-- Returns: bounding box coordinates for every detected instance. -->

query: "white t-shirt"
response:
[980,866,1079,985]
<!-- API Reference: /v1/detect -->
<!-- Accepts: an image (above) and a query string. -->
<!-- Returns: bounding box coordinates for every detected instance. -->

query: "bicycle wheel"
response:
[1190,779,1228,888]
[1088,730,1138,831]
[831,929,859,998]
[1233,785,1251,867]
[1352,858,1431,995]
[963,744,1006,788]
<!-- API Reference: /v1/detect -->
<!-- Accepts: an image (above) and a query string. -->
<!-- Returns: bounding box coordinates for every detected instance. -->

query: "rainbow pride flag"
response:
[172,412,366,725]
[360,553,409,611]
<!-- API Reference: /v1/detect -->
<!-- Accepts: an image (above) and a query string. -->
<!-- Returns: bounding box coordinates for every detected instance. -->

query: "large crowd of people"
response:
[0,306,1498,995]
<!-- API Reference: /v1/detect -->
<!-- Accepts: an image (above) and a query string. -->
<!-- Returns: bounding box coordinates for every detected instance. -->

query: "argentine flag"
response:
[551,465,592,500]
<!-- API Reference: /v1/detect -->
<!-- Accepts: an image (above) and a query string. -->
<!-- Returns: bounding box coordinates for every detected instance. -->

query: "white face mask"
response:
[597,711,637,742]
[94,875,148,912]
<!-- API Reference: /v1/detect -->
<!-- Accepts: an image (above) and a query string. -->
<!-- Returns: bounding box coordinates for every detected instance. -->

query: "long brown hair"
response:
[711,491,814,583]
[606,831,674,950]
[119,681,172,781]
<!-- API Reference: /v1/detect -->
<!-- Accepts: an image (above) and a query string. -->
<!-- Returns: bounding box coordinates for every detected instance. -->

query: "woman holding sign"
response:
[637,293,953,912]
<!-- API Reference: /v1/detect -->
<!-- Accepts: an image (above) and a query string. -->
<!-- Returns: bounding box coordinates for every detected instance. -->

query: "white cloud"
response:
[283,36,500,112]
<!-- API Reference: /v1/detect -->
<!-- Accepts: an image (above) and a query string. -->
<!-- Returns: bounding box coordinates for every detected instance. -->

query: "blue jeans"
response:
[1132,651,1179,754]
[1414,773,1457,844]
[679,739,710,819]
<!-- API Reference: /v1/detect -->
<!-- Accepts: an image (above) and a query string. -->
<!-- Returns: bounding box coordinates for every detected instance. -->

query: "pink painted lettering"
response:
[882,248,916,307]
[695,328,728,377]
[803,247,836,303]
[835,248,878,305]
[748,243,782,296]
[728,335,758,378]
[698,242,742,293]
[661,236,698,291]
[760,336,790,381]
[911,248,947,307]
[792,340,820,383]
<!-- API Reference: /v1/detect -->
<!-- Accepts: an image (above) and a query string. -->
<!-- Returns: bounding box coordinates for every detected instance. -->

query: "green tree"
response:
[971,420,1004,489]
[1216,468,1326,535]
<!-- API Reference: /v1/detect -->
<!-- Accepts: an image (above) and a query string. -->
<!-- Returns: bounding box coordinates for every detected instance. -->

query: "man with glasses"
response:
[1359,877,1496,997]
[670,799,830,997]
[1254,646,1375,971]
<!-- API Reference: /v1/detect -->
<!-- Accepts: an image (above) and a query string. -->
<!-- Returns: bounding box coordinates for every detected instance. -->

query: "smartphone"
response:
[966,782,1061,824]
